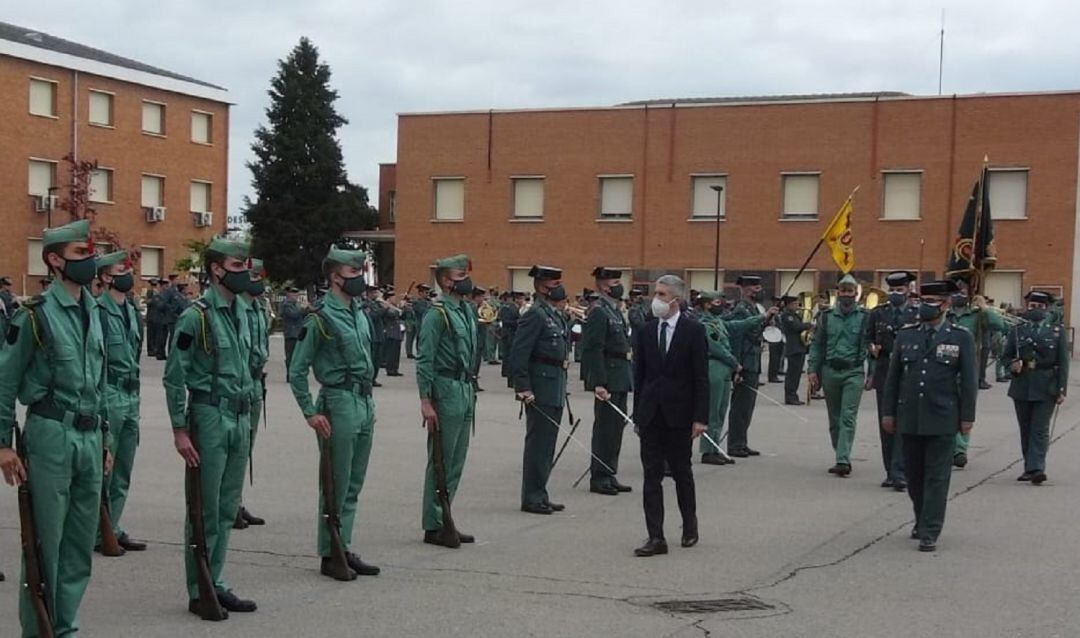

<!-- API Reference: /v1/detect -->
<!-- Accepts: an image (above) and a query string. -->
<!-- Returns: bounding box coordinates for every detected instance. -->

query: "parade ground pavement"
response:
[2,337,1078,637]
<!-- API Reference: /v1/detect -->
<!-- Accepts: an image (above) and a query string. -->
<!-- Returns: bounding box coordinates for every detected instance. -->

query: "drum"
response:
[762,325,784,343]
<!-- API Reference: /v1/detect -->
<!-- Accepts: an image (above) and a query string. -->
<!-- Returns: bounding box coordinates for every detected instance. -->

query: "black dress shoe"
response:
[953,453,968,469]
[188,599,228,620]
[978,381,992,390]
[217,590,257,612]
[117,533,147,552]
[829,464,851,476]
[240,507,265,526]
[881,479,895,488]
[407,354,416,359]
[701,454,725,465]
[346,552,380,576]
[321,557,357,581]
[387,372,404,377]
[94,543,126,556]
[1017,472,1033,481]
[728,448,749,458]
[634,538,669,557]
[681,533,699,548]
[910,527,920,539]
[810,393,825,400]
[768,377,781,383]
[456,531,475,543]
[544,501,565,512]
[1030,471,1047,485]
[521,502,553,515]
[745,448,761,456]
[423,529,461,548]
[612,480,632,493]
[233,512,249,530]
[757,382,766,388]
[785,399,804,405]
[893,481,907,492]
[372,381,383,388]
[918,539,937,552]
[828,464,843,475]
[590,484,618,496]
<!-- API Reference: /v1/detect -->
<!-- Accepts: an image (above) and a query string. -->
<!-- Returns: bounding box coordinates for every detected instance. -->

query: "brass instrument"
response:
[861,286,887,310]
[478,302,497,324]
[798,291,815,346]
[984,305,1029,326]
[566,304,588,321]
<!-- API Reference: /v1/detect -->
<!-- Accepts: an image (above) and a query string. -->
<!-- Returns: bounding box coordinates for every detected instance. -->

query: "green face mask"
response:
[62,255,98,286]
[247,279,266,296]
[111,273,135,293]
[341,275,367,297]
[220,268,251,295]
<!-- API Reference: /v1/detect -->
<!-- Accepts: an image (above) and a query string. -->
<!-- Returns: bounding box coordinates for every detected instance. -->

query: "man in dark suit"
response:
[631,275,709,557]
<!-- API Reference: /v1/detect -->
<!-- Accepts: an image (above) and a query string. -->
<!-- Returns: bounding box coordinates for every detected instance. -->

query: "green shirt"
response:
[808,306,868,374]
[416,293,476,400]
[98,292,141,385]
[246,296,270,376]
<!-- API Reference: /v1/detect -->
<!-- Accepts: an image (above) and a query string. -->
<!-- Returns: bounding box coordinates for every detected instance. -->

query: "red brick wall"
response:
[377,162,396,228]
[0,55,228,296]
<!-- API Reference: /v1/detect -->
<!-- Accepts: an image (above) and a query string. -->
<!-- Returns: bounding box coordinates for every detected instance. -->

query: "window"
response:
[88,90,114,126]
[432,178,464,220]
[29,78,57,117]
[140,247,163,279]
[141,175,164,207]
[89,168,113,203]
[511,177,544,219]
[142,101,165,135]
[191,111,212,144]
[778,269,816,296]
[881,171,921,220]
[27,239,47,276]
[508,267,532,293]
[691,175,727,218]
[598,176,633,219]
[984,271,1023,308]
[781,173,819,218]
[190,181,211,213]
[988,169,1028,220]
[686,269,725,292]
[28,160,56,196]
[388,190,396,223]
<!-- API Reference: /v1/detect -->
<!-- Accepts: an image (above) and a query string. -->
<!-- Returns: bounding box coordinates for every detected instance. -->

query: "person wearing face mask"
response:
[865,271,918,490]
[779,294,813,405]
[725,275,769,457]
[1004,290,1068,485]
[93,251,149,555]
[233,259,270,530]
[0,219,109,636]
[164,236,260,616]
[580,267,634,494]
[362,285,387,388]
[883,279,976,552]
[807,275,869,477]
[288,247,381,579]
[498,291,522,386]
[417,255,479,546]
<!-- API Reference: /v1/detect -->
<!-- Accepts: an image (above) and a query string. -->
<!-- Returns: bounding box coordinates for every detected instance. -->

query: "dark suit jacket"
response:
[632,313,709,429]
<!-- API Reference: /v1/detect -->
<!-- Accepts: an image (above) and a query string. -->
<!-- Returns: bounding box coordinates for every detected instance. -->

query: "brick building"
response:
[387,90,1080,323]
[0,21,229,295]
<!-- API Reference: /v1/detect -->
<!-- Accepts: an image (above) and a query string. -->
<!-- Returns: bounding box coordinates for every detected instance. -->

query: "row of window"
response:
[430,169,1031,222]
[28,77,214,144]
[27,158,212,213]
[26,239,165,280]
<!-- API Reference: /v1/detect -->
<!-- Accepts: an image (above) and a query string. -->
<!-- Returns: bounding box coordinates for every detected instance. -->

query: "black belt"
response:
[604,349,631,361]
[29,401,99,431]
[531,355,569,369]
[437,369,471,382]
[189,391,251,415]
[107,377,140,393]
[324,380,373,397]
[826,359,859,371]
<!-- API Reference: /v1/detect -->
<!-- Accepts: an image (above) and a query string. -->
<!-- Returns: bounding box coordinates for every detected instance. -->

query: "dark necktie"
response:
[660,321,668,357]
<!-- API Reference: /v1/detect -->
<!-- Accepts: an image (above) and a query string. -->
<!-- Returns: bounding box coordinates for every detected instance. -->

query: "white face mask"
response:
[651,296,671,318]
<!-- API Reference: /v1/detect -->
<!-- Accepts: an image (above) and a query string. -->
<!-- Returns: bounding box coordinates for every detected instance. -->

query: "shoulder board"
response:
[193,299,210,312]
[22,295,45,309]
[430,300,445,308]
[899,323,921,331]
[950,322,971,334]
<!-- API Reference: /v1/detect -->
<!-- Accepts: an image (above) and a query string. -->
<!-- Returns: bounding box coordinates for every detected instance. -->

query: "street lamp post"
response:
[710,185,724,290]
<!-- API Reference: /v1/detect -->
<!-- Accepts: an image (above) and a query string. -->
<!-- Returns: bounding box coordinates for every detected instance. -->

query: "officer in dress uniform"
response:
[779,294,812,405]
[1005,291,1068,485]
[363,286,386,387]
[866,271,917,490]
[947,286,1004,468]
[405,283,432,359]
[725,275,767,457]
[767,296,786,383]
[234,259,269,530]
[510,266,571,513]
[280,287,306,371]
[498,292,522,386]
[382,288,405,376]
[882,280,977,552]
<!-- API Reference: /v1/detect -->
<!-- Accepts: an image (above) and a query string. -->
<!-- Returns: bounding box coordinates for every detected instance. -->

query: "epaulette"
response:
[898,322,921,331]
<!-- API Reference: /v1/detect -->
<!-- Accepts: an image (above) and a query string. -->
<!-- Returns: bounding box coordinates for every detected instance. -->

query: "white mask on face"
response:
[651,296,671,318]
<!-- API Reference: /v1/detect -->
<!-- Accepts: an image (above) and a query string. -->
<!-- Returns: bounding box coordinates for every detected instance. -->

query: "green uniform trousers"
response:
[590,392,627,487]
[1015,399,1054,474]
[485,327,499,362]
[405,326,417,358]
[726,373,758,451]
[19,415,102,638]
[183,404,250,600]
[284,337,298,372]
[903,433,955,542]
[103,385,140,539]
[700,363,732,454]
[522,403,561,506]
[422,381,474,531]
[822,367,864,465]
[316,390,375,556]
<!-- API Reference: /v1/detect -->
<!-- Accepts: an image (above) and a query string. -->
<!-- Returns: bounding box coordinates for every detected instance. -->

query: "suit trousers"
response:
[903,433,954,542]
[639,415,697,541]
[1014,399,1055,473]
[726,373,759,451]
[784,353,805,401]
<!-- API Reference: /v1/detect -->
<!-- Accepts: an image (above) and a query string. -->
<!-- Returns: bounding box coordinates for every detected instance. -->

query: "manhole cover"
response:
[653,597,775,614]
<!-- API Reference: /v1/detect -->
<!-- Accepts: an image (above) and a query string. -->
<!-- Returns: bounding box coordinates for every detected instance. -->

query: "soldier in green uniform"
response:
[866,271,918,489]
[1005,291,1068,484]
[161,274,184,360]
[147,279,165,357]
[163,236,258,615]
[417,255,478,546]
[382,289,405,376]
[288,247,381,578]
[0,220,108,636]
[94,251,148,553]
[779,294,813,405]
[498,292,522,386]
[883,279,976,552]
[947,286,1004,467]
[510,267,571,512]
[482,289,501,365]
[807,275,868,476]
[405,284,431,359]
[725,275,767,457]
[579,268,633,494]
[280,287,306,371]
[363,285,386,386]
[234,259,269,530]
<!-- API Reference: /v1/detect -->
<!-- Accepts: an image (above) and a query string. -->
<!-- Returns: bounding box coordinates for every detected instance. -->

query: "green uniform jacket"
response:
[509,298,570,406]
[288,293,374,417]
[246,296,270,404]
[163,286,253,429]
[951,306,1005,344]
[779,309,813,357]
[882,321,977,435]
[702,314,740,369]
[580,296,632,393]
[280,299,306,339]
[0,283,107,447]
[383,305,404,341]
[416,294,477,400]
[725,298,764,373]
[1005,320,1069,401]
[99,292,142,385]
[364,300,386,344]
[807,306,869,375]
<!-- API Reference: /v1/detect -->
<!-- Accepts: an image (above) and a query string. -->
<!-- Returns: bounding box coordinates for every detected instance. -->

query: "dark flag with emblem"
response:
[945,166,997,287]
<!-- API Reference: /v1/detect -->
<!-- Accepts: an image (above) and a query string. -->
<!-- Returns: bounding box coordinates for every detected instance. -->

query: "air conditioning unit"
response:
[33,194,58,213]
[193,211,213,227]
[145,206,166,223]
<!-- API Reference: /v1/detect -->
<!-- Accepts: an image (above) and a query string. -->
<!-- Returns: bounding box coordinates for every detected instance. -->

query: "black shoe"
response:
[1017,472,1033,482]
[810,393,825,400]
[407,354,416,359]
[881,479,895,488]
[590,484,619,496]
[1030,471,1047,485]
[346,552,380,576]
[768,377,781,383]
[757,382,766,388]
[372,381,383,388]
[701,454,725,466]
[216,590,257,612]
[978,381,992,390]
[681,530,699,548]
[0,570,4,582]
[745,448,761,456]
[893,481,907,492]
[918,539,937,552]
[723,456,736,465]
[785,398,804,405]
[953,453,968,469]
[232,512,249,530]
[456,531,475,543]
[612,480,632,493]
[728,448,749,458]
[910,527,920,539]
[521,502,553,515]
[475,387,485,392]
[387,372,404,377]
[240,507,265,526]
[634,538,669,557]
[488,361,500,365]
[117,533,147,552]
[828,464,843,475]
[829,464,851,476]
[94,543,126,556]
[156,355,166,361]
[544,501,565,512]
[423,529,461,548]
[188,599,228,621]
[321,556,357,581]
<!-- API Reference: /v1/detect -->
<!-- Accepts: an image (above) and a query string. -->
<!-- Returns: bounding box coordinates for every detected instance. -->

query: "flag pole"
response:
[781,185,860,298]
[971,155,989,295]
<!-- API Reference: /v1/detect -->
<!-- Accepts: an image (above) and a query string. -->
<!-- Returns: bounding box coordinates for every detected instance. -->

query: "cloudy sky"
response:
[6,1,1078,216]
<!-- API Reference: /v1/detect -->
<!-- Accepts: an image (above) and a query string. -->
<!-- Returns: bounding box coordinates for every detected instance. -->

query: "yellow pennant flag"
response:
[822,192,856,274]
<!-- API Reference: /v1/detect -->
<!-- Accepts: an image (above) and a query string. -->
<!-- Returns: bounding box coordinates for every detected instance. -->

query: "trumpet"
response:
[565,304,588,321]
[984,305,1029,326]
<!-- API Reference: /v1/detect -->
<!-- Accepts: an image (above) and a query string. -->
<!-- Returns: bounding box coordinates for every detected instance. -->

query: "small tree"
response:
[58,153,98,222]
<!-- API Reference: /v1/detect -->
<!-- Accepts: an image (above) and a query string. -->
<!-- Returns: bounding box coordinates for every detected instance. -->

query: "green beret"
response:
[837,274,858,288]
[325,247,365,268]
[698,290,722,301]
[42,219,91,248]
[206,236,249,261]
[435,254,469,270]
[95,250,128,271]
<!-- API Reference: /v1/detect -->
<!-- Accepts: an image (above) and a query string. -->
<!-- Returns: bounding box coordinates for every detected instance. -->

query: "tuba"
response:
[478,302,497,324]
[861,286,887,310]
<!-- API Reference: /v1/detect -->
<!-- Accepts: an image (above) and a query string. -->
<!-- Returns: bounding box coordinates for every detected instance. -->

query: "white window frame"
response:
[597,174,634,221]
[29,77,58,118]
[139,245,165,280]
[685,268,727,292]
[141,100,167,136]
[776,268,818,296]
[190,180,212,213]
[87,89,115,128]
[89,167,114,204]
[988,168,1029,220]
[190,110,213,145]
[983,269,1025,308]
[689,174,728,220]
[508,267,533,294]
[780,172,821,220]
[431,177,465,222]
[510,176,545,221]
[880,170,922,221]
[28,158,57,197]
[141,174,165,208]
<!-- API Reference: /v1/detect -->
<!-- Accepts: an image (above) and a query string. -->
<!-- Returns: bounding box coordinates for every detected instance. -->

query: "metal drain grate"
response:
[654,597,775,614]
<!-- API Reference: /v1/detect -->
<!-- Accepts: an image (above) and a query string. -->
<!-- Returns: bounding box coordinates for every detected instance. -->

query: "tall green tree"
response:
[243,37,374,287]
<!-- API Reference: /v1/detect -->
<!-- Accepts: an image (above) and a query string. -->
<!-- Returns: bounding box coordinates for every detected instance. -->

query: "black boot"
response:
[240,507,265,526]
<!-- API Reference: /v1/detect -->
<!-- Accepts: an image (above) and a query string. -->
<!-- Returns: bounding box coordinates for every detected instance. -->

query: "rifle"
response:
[98,442,123,557]
[16,426,55,638]
[428,423,461,548]
[319,436,354,580]
[184,416,227,621]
